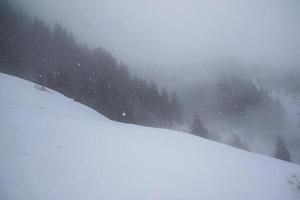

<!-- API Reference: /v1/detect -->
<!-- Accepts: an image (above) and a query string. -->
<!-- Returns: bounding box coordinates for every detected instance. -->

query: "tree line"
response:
[190,113,291,162]
[0,0,182,127]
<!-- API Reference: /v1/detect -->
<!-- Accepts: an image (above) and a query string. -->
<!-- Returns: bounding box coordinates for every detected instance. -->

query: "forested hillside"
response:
[0,0,182,127]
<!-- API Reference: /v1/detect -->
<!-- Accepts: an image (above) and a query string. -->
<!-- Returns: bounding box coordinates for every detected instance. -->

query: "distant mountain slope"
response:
[0,72,299,200]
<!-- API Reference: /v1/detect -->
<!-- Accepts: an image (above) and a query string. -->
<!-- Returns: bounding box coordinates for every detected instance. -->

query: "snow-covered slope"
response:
[0,73,299,200]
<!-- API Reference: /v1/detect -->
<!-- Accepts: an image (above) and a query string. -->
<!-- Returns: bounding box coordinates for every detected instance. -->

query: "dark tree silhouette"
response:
[190,114,209,138]
[274,137,291,162]
[228,134,249,151]
[170,92,183,125]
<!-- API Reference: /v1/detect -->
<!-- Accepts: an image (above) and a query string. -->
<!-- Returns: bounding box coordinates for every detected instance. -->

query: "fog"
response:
[12,0,300,70]
[8,0,300,163]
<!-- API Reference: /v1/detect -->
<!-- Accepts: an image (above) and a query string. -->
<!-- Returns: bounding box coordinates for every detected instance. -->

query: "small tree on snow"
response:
[274,137,291,162]
[228,134,249,151]
[190,114,209,138]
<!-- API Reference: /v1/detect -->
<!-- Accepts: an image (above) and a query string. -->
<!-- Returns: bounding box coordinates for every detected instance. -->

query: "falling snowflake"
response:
[122,112,126,117]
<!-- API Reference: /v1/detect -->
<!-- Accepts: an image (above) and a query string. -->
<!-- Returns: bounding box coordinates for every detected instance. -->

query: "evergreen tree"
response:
[228,134,249,151]
[190,114,209,138]
[170,92,183,125]
[274,137,291,162]
[160,88,171,126]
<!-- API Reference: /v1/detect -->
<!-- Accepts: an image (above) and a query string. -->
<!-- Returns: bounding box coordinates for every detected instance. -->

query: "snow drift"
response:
[0,73,299,200]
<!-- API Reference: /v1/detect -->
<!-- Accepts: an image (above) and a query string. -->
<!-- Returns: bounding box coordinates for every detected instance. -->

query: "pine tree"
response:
[274,137,291,162]
[190,114,209,138]
[160,88,171,125]
[170,92,183,125]
[228,134,249,151]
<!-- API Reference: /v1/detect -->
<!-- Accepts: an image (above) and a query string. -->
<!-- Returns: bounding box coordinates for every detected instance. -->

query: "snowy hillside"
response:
[0,73,300,200]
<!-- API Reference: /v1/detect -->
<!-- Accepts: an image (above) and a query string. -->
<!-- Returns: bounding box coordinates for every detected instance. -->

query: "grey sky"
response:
[12,0,300,72]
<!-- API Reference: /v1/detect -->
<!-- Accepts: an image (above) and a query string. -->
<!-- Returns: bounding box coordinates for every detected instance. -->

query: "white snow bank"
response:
[0,73,299,200]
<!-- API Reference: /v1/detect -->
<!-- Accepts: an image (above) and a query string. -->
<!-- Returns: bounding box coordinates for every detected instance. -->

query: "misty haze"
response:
[1,0,300,199]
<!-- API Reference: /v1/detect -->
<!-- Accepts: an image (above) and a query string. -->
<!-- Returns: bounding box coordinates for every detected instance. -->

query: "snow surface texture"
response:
[0,73,300,200]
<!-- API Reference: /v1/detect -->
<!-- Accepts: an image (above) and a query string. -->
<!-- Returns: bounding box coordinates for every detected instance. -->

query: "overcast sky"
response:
[12,0,300,78]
